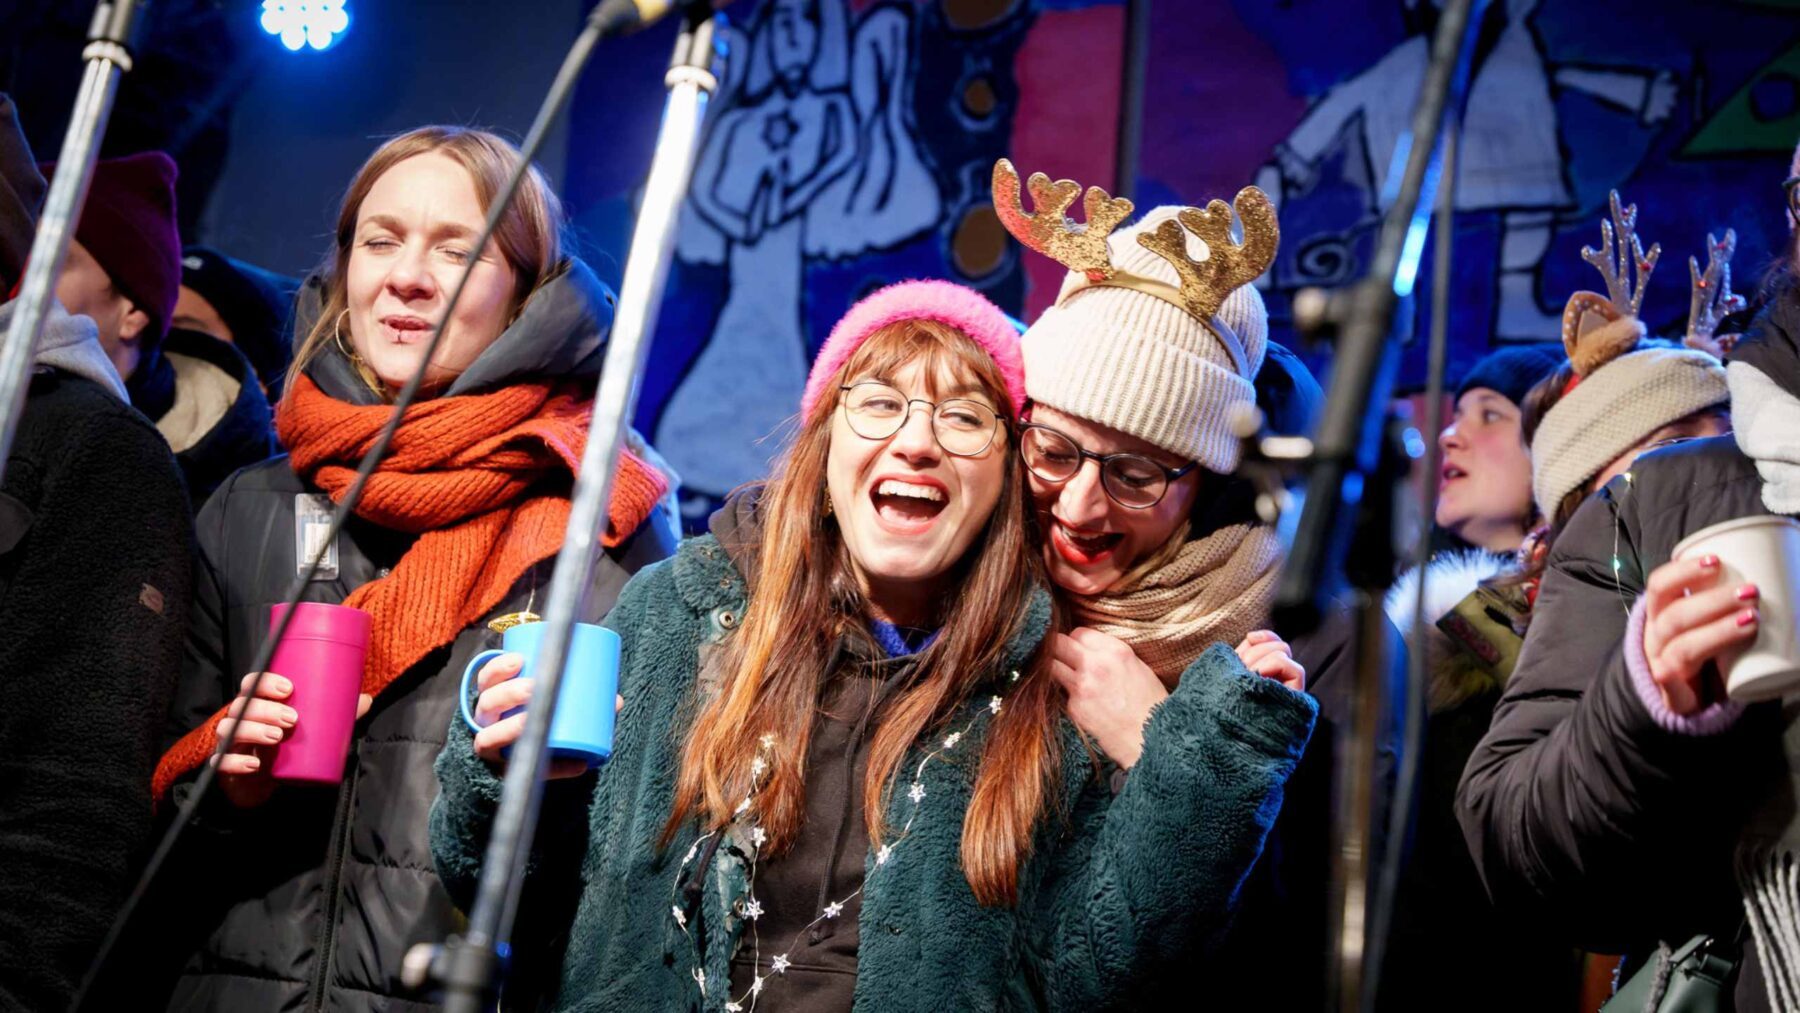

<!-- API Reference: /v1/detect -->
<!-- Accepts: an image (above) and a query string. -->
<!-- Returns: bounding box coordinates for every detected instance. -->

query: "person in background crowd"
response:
[1457,184,1769,1008]
[1433,344,1565,555]
[143,125,679,1011]
[433,279,1318,1011]
[991,161,1402,1011]
[1377,346,1572,1009]
[44,153,277,505]
[176,245,301,398]
[0,93,193,1013]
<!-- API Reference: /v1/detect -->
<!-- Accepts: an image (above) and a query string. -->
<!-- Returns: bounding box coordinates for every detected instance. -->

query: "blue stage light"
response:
[260,1,351,52]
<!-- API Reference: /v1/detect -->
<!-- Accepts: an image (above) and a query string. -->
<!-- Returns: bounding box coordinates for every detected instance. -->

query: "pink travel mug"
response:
[266,602,372,784]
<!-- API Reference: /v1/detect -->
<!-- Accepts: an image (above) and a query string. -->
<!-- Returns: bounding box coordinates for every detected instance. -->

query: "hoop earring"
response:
[332,308,385,397]
[331,309,356,361]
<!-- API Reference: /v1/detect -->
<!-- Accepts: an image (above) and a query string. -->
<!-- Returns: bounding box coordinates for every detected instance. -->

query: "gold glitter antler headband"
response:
[1135,190,1280,324]
[993,159,1279,324]
[1562,190,1661,375]
[991,158,1135,282]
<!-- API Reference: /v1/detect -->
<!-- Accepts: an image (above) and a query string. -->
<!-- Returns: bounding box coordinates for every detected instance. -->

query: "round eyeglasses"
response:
[1019,423,1197,509]
[838,382,1003,457]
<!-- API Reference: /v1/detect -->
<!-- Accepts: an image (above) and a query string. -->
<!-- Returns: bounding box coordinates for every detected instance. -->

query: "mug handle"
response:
[460,648,508,734]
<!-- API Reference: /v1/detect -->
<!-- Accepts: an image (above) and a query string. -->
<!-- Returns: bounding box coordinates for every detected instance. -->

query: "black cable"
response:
[73,3,631,1004]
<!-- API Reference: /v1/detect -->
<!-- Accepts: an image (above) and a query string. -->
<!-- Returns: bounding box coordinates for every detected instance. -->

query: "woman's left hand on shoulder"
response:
[1048,627,1168,770]
[1235,629,1306,693]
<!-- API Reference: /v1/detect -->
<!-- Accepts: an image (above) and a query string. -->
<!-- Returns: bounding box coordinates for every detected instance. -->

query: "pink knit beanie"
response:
[800,280,1026,421]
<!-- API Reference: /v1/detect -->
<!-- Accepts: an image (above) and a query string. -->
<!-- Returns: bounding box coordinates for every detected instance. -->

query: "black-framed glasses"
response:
[838,382,1003,457]
[1019,423,1197,509]
[1785,176,1800,221]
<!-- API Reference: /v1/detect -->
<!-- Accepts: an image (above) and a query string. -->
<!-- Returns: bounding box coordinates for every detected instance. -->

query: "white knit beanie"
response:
[1021,205,1268,473]
[1530,345,1728,515]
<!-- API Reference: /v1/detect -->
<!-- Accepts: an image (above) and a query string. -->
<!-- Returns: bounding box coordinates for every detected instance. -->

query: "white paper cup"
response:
[1672,515,1800,703]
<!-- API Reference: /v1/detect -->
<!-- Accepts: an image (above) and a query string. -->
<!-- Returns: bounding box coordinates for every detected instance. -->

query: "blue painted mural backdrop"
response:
[563,0,1800,521]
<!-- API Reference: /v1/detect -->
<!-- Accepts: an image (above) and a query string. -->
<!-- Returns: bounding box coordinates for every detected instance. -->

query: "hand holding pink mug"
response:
[214,602,372,807]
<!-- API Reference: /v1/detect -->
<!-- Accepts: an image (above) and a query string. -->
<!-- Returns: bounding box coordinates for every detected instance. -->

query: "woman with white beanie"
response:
[1392,194,1732,1010]
[1511,192,1731,599]
[1452,185,1800,1011]
[994,160,1404,1011]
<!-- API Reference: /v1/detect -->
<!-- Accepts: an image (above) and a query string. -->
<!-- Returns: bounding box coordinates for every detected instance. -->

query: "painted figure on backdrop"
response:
[1254,0,1678,341]
[662,0,942,504]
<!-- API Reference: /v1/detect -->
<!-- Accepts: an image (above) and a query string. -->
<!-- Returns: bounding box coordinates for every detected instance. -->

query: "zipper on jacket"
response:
[308,749,361,1012]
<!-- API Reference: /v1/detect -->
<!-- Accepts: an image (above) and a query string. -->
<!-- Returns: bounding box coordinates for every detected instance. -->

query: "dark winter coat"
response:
[152,328,278,509]
[1456,435,1781,1013]
[0,365,193,1012]
[431,532,1321,1012]
[1163,471,1407,1011]
[140,261,683,1012]
[1376,554,1579,1010]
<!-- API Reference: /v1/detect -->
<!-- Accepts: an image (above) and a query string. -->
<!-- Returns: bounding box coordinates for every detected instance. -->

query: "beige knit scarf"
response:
[1068,520,1283,685]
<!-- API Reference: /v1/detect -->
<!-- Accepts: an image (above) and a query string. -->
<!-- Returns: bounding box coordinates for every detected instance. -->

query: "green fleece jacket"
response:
[430,534,1319,1011]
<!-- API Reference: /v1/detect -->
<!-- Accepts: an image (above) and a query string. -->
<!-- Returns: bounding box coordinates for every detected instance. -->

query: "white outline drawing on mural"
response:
[1255,0,1677,341]
[661,0,942,504]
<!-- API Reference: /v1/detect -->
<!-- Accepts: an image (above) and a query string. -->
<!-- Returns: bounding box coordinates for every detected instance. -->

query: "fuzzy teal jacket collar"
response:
[432,533,1318,1011]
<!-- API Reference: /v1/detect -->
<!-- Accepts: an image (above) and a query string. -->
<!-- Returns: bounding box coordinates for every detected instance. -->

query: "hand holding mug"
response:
[460,620,623,777]
[467,652,612,780]
[215,673,371,807]
[1642,554,1759,715]
[1236,629,1306,693]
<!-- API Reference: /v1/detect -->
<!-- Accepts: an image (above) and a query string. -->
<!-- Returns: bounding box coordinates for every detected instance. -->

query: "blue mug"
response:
[460,620,621,768]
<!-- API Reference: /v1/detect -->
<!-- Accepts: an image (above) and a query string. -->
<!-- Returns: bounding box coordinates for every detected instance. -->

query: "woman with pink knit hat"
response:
[993,159,1404,1010]
[433,279,1317,1011]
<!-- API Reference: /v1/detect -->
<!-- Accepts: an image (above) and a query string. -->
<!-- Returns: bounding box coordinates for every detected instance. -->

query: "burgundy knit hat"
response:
[801,280,1026,421]
[40,151,181,343]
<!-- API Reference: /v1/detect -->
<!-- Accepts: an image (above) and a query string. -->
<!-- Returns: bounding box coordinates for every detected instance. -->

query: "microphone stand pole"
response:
[1261,1,1486,1009]
[0,0,143,485]
[417,11,721,1012]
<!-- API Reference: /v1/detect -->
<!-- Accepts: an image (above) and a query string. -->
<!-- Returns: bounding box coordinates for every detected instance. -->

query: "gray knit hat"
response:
[1530,345,1727,514]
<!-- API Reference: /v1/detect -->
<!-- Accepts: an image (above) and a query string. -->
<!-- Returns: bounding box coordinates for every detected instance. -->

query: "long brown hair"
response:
[664,319,1066,906]
[284,125,566,399]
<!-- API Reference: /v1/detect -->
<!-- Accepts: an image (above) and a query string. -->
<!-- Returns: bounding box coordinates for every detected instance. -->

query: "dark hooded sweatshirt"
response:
[709,490,929,1012]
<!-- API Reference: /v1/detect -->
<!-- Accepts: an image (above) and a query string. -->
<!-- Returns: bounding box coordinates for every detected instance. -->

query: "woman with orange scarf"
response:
[143,126,678,1011]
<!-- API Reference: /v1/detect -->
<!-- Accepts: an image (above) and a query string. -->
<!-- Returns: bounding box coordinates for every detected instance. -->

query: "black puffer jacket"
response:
[142,261,682,1012]
[1455,435,1782,1012]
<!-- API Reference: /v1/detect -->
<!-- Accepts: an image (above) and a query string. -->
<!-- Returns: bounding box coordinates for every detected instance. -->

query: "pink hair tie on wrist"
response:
[799,280,1027,422]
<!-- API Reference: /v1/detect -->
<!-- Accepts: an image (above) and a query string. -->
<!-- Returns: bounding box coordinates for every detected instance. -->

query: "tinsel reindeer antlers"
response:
[1580,189,1661,318]
[1686,228,1747,356]
[992,158,1135,282]
[1562,190,1661,375]
[1135,190,1280,324]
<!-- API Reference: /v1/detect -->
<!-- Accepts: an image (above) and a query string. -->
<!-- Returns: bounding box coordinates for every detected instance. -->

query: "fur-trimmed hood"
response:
[1387,549,1515,713]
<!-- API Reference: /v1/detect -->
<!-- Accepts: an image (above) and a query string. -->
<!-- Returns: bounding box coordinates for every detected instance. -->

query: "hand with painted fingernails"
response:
[214,672,372,808]
[469,652,621,779]
[1642,553,1760,716]
[1235,630,1306,693]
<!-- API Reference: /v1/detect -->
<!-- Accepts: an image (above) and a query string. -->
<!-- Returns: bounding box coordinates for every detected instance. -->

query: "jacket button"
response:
[719,610,738,629]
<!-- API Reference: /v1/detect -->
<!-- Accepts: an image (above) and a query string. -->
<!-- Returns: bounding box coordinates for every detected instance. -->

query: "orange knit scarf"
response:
[152,374,668,800]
